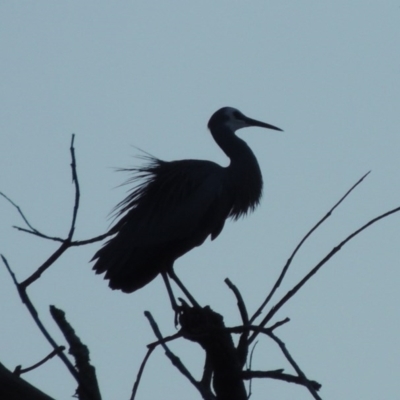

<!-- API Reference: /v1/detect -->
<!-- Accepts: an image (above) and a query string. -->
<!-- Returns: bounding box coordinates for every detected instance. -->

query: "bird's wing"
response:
[109,158,230,246]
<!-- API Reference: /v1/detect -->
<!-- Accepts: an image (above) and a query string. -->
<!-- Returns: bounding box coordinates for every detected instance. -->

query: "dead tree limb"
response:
[50,306,102,400]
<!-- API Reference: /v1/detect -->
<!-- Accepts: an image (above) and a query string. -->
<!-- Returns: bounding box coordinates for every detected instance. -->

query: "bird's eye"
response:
[233,111,242,120]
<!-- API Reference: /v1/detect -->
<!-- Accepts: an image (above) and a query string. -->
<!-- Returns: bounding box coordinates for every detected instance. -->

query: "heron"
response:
[92,107,282,305]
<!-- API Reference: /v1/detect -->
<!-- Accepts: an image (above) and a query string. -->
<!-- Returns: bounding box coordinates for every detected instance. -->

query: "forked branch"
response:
[251,171,371,323]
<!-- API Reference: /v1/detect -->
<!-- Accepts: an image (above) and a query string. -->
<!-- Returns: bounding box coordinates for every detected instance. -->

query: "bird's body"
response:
[92,107,282,293]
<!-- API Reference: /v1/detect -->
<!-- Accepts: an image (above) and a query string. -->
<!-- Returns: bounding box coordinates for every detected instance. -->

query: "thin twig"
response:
[14,347,65,376]
[268,317,290,332]
[12,226,66,242]
[12,227,113,246]
[246,341,258,399]
[250,171,371,324]
[21,241,70,288]
[0,134,131,251]
[1,190,70,243]
[242,370,321,391]
[68,134,80,240]
[224,322,289,335]
[225,278,250,368]
[267,332,322,399]
[144,312,198,386]
[225,279,249,326]
[19,134,83,288]
[147,332,182,349]
[250,204,400,343]
[130,347,155,400]
[0,191,40,233]
[2,135,80,246]
[69,232,114,245]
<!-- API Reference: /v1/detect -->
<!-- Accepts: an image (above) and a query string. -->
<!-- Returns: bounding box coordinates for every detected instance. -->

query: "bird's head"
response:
[208,107,283,133]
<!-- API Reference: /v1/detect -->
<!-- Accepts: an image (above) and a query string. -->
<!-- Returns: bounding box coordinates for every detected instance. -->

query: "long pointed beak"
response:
[244,116,283,132]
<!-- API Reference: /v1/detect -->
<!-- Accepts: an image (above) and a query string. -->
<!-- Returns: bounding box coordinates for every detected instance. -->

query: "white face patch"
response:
[222,107,248,132]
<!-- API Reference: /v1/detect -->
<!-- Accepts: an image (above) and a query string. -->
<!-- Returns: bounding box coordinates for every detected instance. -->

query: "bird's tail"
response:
[92,236,164,293]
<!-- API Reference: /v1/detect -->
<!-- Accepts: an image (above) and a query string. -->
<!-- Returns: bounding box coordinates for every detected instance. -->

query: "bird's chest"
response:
[225,165,263,218]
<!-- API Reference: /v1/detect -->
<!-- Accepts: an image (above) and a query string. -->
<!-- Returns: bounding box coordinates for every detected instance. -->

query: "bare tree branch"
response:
[250,171,371,323]
[1,255,81,386]
[246,341,258,398]
[12,227,114,246]
[0,191,41,234]
[130,347,155,400]
[225,279,249,326]
[225,278,249,368]
[223,321,289,335]
[3,136,399,400]
[68,134,80,240]
[0,135,115,290]
[250,204,400,343]
[50,306,101,400]
[144,311,215,400]
[1,135,79,245]
[14,347,65,376]
[20,241,71,288]
[266,332,322,400]
[147,332,182,349]
[179,304,247,400]
[242,369,321,391]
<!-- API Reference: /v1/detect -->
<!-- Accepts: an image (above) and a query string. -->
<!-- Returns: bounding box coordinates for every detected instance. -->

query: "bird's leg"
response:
[168,268,200,308]
[161,271,179,312]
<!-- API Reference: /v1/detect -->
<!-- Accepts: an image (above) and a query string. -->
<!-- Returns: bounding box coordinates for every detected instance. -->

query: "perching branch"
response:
[178,303,247,400]
[3,136,400,400]
[144,311,215,400]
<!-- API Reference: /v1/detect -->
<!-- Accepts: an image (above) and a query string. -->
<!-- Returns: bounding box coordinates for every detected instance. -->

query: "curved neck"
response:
[210,125,260,170]
[210,125,253,162]
[210,125,263,217]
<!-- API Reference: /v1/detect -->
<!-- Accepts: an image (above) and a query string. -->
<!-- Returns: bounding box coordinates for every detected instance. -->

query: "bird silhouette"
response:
[92,107,282,297]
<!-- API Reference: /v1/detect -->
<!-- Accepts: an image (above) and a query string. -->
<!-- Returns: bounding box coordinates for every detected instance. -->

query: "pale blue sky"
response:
[1,2,399,399]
